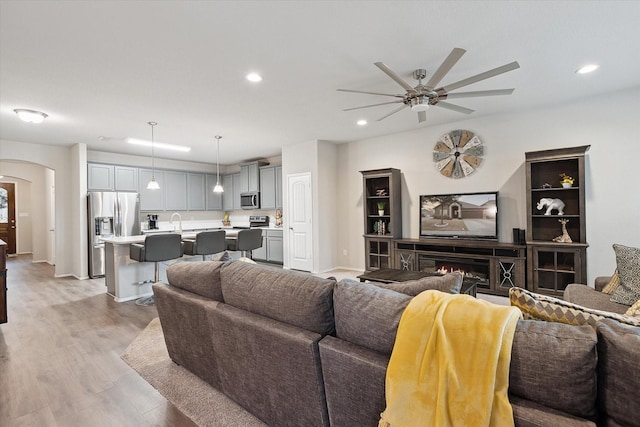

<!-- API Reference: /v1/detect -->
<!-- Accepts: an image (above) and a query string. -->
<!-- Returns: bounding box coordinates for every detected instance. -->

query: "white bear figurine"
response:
[537,198,565,216]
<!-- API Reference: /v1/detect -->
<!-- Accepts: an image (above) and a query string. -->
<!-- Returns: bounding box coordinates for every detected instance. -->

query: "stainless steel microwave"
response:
[240,192,260,209]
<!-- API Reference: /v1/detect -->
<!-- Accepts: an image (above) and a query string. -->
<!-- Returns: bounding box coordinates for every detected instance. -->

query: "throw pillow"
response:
[610,244,640,305]
[509,287,640,328]
[366,272,464,296]
[601,270,620,295]
[625,299,640,317]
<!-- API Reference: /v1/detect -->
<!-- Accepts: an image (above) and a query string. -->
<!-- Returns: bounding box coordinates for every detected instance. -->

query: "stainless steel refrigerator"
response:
[88,191,140,278]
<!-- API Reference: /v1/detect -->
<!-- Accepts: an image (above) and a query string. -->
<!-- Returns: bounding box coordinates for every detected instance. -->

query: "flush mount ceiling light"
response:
[357,119,368,126]
[246,72,263,82]
[213,135,224,193]
[575,64,599,74]
[126,138,191,152]
[146,122,160,190]
[14,109,48,123]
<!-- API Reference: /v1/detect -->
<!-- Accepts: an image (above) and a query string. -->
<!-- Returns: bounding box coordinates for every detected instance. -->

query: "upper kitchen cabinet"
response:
[138,169,164,211]
[259,165,283,209]
[187,173,206,211]
[164,171,188,211]
[233,173,242,210]
[239,161,268,193]
[88,163,114,191]
[114,166,138,192]
[205,174,223,210]
[222,174,235,211]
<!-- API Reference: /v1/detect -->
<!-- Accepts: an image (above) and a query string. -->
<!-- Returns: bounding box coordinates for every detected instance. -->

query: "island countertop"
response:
[100,228,241,245]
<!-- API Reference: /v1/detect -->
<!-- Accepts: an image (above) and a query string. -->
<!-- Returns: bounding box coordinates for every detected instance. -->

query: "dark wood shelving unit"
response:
[361,168,402,271]
[525,146,590,296]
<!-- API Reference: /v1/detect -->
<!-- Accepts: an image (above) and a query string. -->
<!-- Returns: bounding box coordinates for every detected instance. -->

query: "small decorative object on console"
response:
[537,197,565,215]
[552,219,572,243]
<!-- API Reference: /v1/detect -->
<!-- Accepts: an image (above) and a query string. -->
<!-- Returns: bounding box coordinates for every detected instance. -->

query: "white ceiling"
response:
[1,1,639,166]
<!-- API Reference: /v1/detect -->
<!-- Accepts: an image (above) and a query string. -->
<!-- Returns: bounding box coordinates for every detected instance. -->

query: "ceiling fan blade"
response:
[417,111,428,123]
[343,100,404,112]
[440,61,520,93]
[424,48,466,91]
[337,88,404,98]
[442,88,515,99]
[374,62,416,93]
[435,101,475,114]
[376,104,409,121]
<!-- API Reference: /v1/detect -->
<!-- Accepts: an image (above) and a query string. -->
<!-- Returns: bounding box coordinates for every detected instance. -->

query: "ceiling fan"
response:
[338,48,520,123]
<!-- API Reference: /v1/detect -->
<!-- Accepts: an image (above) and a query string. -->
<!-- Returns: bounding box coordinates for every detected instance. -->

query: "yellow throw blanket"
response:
[379,290,522,427]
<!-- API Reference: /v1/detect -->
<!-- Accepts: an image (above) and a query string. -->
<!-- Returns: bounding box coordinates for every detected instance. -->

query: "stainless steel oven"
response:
[240,192,260,209]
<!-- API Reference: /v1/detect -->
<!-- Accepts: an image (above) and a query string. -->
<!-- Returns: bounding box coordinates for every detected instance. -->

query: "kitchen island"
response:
[101,228,240,302]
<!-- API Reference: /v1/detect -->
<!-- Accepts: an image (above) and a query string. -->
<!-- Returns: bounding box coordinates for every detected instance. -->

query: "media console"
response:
[392,238,526,297]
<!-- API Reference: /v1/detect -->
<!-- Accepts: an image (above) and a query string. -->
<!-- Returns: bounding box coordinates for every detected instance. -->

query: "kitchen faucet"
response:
[170,212,182,233]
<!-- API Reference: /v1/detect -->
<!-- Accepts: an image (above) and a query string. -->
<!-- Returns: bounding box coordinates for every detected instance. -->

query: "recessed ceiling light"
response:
[14,108,48,123]
[126,138,191,152]
[357,119,368,126]
[575,64,599,75]
[246,72,263,82]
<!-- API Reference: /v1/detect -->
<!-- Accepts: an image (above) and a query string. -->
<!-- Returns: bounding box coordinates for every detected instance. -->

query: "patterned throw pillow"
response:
[601,270,620,295]
[509,287,640,328]
[626,299,640,317]
[610,244,640,305]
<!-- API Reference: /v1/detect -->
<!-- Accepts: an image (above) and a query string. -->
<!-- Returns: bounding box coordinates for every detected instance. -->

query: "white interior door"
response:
[287,173,313,272]
[47,185,56,265]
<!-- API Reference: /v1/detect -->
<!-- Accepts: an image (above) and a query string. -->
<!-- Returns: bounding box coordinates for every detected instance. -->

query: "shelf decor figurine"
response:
[560,173,574,188]
[376,189,387,196]
[552,219,573,243]
[377,201,385,216]
[537,197,565,216]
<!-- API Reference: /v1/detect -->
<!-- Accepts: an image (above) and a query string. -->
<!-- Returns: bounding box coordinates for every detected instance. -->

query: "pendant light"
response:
[213,135,224,193]
[146,121,160,190]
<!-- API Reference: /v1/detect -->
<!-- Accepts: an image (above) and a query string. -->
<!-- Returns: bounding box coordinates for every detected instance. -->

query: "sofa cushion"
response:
[334,279,411,355]
[596,319,640,427]
[370,272,463,296]
[220,260,335,335]
[601,270,620,295]
[610,243,640,305]
[509,287,640,327]
[166,260,225,301]
[625,299,640,317]
[564,284,629,315]
[509,396,596,427]
[509,320,598,419]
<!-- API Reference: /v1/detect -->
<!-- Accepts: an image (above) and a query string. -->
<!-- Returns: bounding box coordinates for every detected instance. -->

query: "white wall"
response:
[336,88,640,283]
[0,140,74,277]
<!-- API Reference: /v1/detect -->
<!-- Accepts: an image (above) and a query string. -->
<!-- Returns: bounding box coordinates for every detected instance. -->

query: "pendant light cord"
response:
[149,122,157,178]
[216,135,222,184]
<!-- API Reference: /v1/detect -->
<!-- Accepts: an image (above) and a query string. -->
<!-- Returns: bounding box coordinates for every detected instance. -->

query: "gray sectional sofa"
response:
[152,261,640,427]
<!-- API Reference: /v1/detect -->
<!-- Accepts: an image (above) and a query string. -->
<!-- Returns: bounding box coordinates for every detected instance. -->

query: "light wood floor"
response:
[0,255,198,427]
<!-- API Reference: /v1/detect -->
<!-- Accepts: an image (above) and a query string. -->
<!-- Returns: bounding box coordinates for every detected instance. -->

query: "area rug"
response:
[121,318,267,427]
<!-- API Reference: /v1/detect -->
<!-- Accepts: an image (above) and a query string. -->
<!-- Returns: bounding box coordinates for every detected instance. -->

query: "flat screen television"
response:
[419,191,498,240]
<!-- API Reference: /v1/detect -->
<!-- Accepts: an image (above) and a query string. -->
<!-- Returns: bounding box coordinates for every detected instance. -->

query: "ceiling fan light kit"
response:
[338,47,519,123]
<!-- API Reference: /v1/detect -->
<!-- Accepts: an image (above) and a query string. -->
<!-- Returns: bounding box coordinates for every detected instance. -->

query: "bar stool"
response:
[227,228,263,259]
[183,230,226,260]
[129,233,183,306]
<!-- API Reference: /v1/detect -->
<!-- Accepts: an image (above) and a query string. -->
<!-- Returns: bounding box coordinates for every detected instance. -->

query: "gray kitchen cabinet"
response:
[205,174,223,210]
[222,174,235,211]
[253,229,283,264]
[233,173,241,210]
[187,173,206,211]
[164,171,188,211]
[114,166,138,192]
[275,165,282,208]
[267,230,283,263]
[139,168,164,211]
[240,161,267,193]
[259,166,277,209]
[88,163,114,191]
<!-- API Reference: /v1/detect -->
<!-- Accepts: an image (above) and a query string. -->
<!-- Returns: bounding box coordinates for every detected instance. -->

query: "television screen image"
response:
[420,192,498,239]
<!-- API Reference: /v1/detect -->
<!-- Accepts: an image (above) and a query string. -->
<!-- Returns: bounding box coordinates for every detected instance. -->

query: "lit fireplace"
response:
[419,255,490,284]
